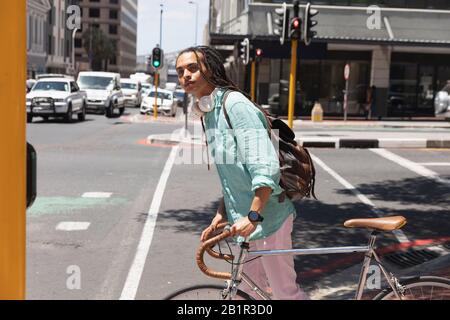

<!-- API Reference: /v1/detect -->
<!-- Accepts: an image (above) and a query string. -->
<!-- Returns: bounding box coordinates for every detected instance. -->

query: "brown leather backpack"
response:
[222,92,317,202]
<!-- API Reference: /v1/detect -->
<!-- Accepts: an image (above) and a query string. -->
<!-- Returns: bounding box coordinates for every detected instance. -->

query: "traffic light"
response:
[290,17,301,40]
[274,2,290,45]
[304,2,319,46]
[255,48,263,62]
[151,46,164,70]
[239,38,250,65]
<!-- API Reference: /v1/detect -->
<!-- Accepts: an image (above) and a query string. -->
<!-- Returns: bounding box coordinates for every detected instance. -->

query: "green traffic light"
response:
[153,61,160,68]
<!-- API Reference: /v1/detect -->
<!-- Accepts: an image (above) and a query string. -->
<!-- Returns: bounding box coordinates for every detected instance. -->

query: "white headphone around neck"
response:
[198,88,220,113]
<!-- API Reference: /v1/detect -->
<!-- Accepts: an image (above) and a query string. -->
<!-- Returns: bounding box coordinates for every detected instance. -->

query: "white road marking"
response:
[310,154,410,244]
[418,162,450,167]
[120,145,180,300]
[82,192,112,198]
[56,222,91,231]
[370,149,450,186]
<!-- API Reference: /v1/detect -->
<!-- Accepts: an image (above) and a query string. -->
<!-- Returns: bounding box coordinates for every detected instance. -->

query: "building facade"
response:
[27,0,52,78]
[210,0,450,118]
[73,0,138,77]
[46,0,73,74]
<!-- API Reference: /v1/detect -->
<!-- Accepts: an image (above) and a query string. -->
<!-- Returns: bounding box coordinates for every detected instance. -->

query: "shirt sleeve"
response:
[225,101,282,194]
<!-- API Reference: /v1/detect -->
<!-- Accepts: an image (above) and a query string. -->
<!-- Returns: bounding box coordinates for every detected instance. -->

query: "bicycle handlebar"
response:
[196,222,234,280]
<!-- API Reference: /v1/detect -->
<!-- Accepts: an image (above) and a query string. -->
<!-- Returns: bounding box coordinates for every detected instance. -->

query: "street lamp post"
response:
[71,28,79,75]
[160,4,163,48]
[188,1,199,46]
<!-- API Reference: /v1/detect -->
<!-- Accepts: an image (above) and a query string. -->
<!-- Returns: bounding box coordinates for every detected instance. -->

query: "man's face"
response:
[176,51,212,98]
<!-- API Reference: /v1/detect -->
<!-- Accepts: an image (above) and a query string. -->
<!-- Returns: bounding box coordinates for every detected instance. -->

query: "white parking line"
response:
[120,145,179,300]
[370,149,450,186]
[310,153,410,244]
[56,222,91,231]
[82,192,112,198]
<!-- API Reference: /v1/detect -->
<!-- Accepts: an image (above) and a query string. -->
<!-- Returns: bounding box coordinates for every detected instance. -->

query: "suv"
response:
[77,71,125,118]
[26,78,87,123]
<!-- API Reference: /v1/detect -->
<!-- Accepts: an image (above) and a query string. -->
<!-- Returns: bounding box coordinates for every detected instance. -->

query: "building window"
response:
[75,38,82,48]
[110,0,119,4]
[109,10,118,20]
[89,8,100,18]
[109,25,118,34]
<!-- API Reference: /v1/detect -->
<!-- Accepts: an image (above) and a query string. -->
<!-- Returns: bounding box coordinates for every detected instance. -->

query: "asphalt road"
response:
[26,108,450,300]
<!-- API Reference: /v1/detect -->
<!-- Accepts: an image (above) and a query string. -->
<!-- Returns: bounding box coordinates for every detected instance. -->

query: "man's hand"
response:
[230,217,257,238]
[200,211,227,242]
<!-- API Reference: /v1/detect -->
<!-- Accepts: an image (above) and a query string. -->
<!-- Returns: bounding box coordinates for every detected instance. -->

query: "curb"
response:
[298,138,450,149]
[146,135,450,149]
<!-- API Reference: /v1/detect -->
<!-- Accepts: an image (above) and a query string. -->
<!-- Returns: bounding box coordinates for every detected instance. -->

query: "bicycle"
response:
[165,216,450,300]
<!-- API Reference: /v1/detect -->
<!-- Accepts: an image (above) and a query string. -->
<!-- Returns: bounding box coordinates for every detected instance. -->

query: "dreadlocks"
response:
[177,46,252,101]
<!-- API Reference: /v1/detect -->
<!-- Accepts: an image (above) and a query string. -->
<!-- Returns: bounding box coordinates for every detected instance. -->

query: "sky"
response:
[137,0,210,56]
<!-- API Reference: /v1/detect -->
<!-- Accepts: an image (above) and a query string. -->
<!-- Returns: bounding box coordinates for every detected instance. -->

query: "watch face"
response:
[248,211,262,222]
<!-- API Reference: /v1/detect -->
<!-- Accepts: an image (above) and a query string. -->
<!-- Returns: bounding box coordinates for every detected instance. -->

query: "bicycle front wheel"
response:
[374,276,450,300]
[164,284,253,300]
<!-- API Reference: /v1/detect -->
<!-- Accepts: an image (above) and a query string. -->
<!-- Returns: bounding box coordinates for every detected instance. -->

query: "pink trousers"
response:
[241,215,309,300]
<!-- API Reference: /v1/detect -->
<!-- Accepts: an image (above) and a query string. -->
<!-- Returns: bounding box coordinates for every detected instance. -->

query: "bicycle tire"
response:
[164,284,254,300]
[373,276,450,300]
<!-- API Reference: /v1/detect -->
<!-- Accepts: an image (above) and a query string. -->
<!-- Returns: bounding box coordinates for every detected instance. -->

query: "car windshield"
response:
[121,83,137,90]
[174,92,185,100]
[149,92,172,100]
[32,81,69,92]
[78,76,114,90]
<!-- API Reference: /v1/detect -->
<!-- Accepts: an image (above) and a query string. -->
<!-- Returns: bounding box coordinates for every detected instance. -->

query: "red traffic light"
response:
[256,48,263,56]
[292,18,300,29]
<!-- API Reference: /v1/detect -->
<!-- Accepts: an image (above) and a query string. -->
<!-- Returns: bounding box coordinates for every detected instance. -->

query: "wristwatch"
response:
[247,211,264,223]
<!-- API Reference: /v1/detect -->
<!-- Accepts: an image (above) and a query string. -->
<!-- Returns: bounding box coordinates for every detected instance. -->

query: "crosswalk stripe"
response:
[82,192,112,198]
[56,222,91,231]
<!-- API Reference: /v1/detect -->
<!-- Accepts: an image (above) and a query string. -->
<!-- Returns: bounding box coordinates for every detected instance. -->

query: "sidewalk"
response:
[147,118,450,149]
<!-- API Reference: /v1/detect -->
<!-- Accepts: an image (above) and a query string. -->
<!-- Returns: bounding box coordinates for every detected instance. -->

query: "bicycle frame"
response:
[225,231,404,300]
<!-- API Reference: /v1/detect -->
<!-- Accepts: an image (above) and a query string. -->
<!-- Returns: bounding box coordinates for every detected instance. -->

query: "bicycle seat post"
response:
[355,231,378,300]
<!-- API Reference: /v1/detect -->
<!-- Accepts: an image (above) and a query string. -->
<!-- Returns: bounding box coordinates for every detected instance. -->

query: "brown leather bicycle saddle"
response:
[344,216,407,232]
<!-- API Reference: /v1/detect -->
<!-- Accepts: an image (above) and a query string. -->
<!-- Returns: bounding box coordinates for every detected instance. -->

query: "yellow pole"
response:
[250,61,256,101]
[288,39,298,129]
[153,73,159,120]
[0,1,26,300]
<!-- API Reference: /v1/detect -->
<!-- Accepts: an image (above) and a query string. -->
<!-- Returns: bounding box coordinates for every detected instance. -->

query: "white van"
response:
[120,78,142,108]
[77,71,125,118]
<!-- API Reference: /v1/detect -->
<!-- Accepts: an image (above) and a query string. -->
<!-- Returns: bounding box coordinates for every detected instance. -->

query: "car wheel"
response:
[42,116,49,122]
[27,114,33,123]
[105,103,114,118]
[119,105,125,116]
[78,103,86,122]
[65,105,73,123]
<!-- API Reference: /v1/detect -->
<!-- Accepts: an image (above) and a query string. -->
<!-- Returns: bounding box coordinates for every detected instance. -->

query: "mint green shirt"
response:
[204,88,296,241]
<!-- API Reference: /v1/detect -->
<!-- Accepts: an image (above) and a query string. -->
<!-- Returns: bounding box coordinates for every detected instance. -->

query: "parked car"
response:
[26,78,87,123]
[120,78,142,108]
[77,71,125,118]
[140,88,177,117]
[435,82,450,120]
[141,83,152,100]
[173,89,187,109]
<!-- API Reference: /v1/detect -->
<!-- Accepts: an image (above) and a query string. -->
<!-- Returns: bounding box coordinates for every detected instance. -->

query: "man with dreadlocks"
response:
[176,46,308,300]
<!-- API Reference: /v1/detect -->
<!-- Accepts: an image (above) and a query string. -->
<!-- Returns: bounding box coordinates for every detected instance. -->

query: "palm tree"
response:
[82,26,116,71]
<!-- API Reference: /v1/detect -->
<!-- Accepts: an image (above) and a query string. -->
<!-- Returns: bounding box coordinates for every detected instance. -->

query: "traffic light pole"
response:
[153,72,159,119]
[288,39,298,129]
[250,60,257,101]
[0,1,26,300]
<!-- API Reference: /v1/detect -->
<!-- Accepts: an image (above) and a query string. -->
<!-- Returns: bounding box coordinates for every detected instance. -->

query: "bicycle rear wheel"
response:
[374,276,450,300]
[164,284,253,300]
